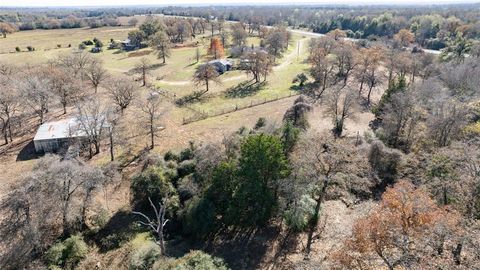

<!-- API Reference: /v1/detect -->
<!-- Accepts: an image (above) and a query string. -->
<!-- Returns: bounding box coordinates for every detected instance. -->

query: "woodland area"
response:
[0,3,480,270]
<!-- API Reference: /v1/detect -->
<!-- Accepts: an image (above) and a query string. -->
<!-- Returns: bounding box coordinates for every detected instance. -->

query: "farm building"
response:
[208,59,233,74]
[33,118,86,153]
[121,38,137,51]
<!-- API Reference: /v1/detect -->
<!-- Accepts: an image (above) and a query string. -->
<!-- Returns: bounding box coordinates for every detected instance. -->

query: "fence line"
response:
[182,92,300,125]
[149,85,207,117]
[148,85,299,125]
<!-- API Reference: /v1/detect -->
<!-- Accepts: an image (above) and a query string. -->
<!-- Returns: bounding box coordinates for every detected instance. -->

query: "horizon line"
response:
[1,2,480,8]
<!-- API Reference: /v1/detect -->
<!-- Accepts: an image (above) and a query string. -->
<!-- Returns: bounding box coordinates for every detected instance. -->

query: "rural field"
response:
[1,4,479,270]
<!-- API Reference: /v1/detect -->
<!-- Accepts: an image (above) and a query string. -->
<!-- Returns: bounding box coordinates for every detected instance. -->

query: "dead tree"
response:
[133,197,168,255]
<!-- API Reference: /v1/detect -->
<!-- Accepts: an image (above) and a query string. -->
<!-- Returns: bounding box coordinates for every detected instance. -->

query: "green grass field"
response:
[0,26,311,125]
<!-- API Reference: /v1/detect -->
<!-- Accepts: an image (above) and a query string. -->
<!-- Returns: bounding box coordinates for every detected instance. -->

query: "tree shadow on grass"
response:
[185,62,199,68]
[225,80,267,98]
[289,82,316,93]
[127,63,166,75]
[175,91,209,106]
[150,62,166,70]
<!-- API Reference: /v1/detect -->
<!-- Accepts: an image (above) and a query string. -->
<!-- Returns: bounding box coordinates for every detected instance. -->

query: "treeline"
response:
[0,14,119,31]
[2,5,479,50]
[160,4,480,50]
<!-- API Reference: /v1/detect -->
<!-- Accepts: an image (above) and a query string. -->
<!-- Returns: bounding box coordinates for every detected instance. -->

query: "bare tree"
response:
[107,77,136,113]
[193,63,221,94]
[325,86,357,137]
[140,91,166,149]
[133,197,168,255]
[195,46,201,63]
[75,98,109,157]
[2,156,105,240]
[266,26,289,62]
[0,22,16,38]
[241,50,273,83]
[106,112,120,161]
[0,75,19,144]
[79,165,105,228]
[0,162,61,267]
[231,22,248,49]
[308,47,336,98]
[47,66,82,114]
[218,19,229,48]
[128,17,139,27]
[290,133,349,258]
[85,58,109,93]
[380,91,421,151]
[19,69,52,124]
[56,51,92,81]
[356,47,383,101]
[135,57,152,87]
[333,41,358,86]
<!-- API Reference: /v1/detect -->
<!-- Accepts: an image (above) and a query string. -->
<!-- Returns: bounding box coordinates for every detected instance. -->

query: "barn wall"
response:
[34,139,59,153]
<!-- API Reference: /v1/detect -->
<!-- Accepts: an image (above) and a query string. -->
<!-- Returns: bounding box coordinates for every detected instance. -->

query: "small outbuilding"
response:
[121,38,137,51]
[33,118,85,153]
[208,59,233,74]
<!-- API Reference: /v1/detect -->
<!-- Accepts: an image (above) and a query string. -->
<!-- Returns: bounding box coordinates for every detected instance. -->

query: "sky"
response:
[0,0,478,7]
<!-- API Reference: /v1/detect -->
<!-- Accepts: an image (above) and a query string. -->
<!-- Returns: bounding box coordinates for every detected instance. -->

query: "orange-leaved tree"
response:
[208,37,225,59]
[332,180,461,270]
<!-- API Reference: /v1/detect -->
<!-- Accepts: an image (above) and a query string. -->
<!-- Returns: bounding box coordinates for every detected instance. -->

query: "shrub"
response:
[45,234,88,269]
[91,208,110,231]
[177,174,199,201]
[131,166,176,205]
[284,194,316,232]
[179,144,195,161]
[164,150,179,162]
[93,37,103,48]
[26,46,35,51]
[368,140,403,188]
[99,232,131,251]
[152,250,228,270]
[130,242,162,270]
[177,160,196,178]
[15,46,20,52]
[254,117,266,129]
[183,197,216,238]
[153,250,228,270]
[292,73,308,86]
[82,40,94,46]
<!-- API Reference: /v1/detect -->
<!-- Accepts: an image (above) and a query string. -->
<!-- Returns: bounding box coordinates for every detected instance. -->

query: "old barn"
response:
[33,118,86,153]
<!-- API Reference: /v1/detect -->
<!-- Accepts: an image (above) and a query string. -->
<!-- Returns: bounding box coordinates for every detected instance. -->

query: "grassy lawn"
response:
[0,26,311,125]
[185,34,310,115]
[0,26,135,54]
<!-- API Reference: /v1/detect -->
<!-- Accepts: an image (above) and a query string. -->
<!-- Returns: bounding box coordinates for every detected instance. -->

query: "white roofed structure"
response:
[33,118,85,153]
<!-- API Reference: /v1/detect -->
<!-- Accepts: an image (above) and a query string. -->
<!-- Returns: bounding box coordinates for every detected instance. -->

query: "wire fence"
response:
[181,91,300,125]
[149,85,300,125]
